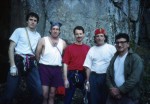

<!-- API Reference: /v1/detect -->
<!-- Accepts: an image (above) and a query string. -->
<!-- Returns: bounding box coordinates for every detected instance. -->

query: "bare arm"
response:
[8,41,18,76]
[84,66,91,81]
[63,40,67,50]
[63,63,68,80]
[62,39,67,56]
[63,63,70,88]
[8,41,16,66]
[84,66,91,91]
[35,38,45,62]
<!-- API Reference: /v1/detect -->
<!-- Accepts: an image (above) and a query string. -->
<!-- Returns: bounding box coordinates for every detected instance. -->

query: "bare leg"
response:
[42,85,49,104]
[48,87,56,104]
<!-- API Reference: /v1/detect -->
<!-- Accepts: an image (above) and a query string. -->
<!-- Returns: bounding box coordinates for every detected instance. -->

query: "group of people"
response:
[0,12,144,104]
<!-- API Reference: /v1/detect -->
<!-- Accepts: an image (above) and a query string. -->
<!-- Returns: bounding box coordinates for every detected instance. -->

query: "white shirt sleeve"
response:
[9,28,20,43]
[83,48,93,70]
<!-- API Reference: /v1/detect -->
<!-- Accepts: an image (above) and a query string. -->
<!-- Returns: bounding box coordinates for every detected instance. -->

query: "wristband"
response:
[86,81,89,84]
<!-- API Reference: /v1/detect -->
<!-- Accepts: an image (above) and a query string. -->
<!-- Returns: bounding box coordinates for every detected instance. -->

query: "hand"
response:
[85,81,90,92]
[10,65,18,76]
[110,87,120,97]
[115,94,122,99]
[64,78,69,88]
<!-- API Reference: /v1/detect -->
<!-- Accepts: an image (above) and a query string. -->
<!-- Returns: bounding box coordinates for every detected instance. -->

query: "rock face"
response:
[10,0,140,45]
[44,0,140,45]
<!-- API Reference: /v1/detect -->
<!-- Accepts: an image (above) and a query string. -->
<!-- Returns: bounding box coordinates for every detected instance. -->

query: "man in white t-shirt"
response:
[0,12,42,104]
[83,28,116,104]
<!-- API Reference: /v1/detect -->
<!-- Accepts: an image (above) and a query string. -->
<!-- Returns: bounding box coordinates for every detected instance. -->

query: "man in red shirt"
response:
[63,26,90,104]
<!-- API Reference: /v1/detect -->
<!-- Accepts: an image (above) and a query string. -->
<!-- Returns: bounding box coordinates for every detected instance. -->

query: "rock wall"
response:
[10,0,140,45]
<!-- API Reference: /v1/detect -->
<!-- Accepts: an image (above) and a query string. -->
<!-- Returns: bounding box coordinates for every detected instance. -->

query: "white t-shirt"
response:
[39,37,64,66]
[9,27,41,55]
[83,43,116,74]
[114,52,128,87]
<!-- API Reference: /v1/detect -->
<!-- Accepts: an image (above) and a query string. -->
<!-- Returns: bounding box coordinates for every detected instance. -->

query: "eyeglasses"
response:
[115,41,127,45]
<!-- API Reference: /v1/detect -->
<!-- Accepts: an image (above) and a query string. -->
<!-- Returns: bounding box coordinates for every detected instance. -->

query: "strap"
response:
[56,46,62,56]
[48,37,62,56]
[25,28,35,54]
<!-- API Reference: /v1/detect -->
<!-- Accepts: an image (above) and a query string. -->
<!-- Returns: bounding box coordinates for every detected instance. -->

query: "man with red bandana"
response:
[63,26,90,104]
[83,28,116,104]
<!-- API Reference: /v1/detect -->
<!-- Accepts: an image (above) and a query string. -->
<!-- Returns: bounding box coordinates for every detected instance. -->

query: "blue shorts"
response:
[38,64,64,87]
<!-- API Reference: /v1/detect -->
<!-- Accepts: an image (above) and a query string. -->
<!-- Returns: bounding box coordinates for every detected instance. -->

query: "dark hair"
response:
[115,33,129,42]
[50,21,62,30]
[49,22,62,34]
[73,26,84,34]
[94,34,108,43]
[26,12,39,23]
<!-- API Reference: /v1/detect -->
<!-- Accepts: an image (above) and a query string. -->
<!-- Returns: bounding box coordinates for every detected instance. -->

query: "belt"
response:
[69,70,84,73]
[15,54,36,60]
[91,71,106,75]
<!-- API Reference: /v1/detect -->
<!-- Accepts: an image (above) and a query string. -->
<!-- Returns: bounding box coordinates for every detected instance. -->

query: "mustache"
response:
[77,37,82,38]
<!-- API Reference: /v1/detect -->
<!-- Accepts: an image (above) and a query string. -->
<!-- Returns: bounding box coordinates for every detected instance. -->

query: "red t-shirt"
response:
[63,43,90,71]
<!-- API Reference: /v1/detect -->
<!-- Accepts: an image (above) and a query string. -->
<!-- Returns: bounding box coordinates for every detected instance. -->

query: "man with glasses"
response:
[106,33,144,104]
[83,28,116,104]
